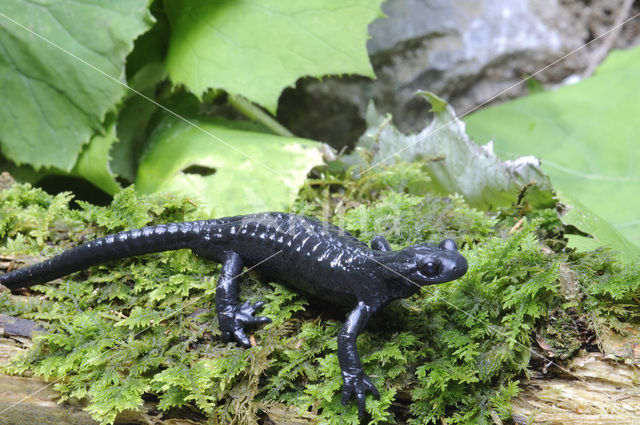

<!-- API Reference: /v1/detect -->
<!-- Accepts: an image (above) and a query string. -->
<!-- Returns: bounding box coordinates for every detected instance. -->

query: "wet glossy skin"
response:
[0,212,468,417]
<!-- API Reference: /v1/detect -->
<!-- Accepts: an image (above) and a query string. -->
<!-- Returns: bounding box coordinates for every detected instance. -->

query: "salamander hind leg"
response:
[215,252,271,347]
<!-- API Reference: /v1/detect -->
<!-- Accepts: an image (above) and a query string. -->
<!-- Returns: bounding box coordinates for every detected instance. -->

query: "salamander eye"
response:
[420,261,441,276]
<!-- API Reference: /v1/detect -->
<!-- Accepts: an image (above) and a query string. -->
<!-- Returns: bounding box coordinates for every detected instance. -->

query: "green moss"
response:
[570,250,640,333]
[1,165,639,425]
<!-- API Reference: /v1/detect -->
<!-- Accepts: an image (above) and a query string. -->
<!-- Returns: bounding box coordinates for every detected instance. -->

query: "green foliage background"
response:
[0,0,383,215]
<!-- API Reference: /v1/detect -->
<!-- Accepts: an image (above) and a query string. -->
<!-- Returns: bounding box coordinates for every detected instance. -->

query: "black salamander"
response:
[0,212,468,417]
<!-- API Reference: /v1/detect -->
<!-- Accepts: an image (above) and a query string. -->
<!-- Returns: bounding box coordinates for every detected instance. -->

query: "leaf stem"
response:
[228,95,295,137]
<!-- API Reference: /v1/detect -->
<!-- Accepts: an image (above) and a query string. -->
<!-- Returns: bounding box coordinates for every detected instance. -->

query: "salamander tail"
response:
[0,221,208,289]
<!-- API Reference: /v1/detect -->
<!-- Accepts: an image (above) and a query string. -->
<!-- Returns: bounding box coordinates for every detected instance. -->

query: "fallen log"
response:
[511,353,640,425]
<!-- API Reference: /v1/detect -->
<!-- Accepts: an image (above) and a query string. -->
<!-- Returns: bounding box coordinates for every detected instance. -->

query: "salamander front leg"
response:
[338,301,380,417]
[215,252,271,347]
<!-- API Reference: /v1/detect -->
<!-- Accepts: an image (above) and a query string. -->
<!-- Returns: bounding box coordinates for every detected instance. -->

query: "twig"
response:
[509,217,525,234]
[228,95,295,137]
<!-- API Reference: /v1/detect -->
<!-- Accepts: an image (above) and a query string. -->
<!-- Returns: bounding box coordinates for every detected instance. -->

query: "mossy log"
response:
[2,334,638,424]
[0,334,316,425]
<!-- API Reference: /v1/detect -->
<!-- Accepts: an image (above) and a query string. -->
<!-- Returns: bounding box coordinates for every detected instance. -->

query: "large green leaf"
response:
[0,0,153,170]
[135,117,325,216]
[464,47,640,252]
[344,92,555,210]
[72,123,121,195]
[0,121,121,195]
[556,191,639,263]
[163,0,383,113]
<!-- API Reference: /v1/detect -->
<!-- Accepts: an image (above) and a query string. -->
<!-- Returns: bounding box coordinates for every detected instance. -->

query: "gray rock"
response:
[277,0,640,148]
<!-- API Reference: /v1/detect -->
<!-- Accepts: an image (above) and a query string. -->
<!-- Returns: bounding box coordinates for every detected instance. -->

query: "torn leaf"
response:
[345,91,555,210]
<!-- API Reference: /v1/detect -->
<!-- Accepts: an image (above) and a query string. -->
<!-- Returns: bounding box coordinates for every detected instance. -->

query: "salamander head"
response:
[381,239,468,286]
